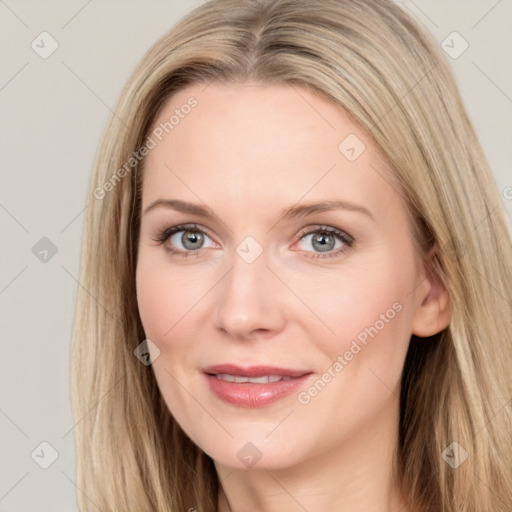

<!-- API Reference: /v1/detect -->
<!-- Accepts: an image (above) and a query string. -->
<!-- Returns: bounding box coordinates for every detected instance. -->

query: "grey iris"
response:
[312,232,335,252]
[182,230,204,250]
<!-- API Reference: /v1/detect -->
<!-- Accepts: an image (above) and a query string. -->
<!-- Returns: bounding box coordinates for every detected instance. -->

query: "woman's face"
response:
[136,82,441,471]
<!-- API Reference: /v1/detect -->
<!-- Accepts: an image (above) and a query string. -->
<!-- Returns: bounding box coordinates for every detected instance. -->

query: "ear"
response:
[411,247,452,337]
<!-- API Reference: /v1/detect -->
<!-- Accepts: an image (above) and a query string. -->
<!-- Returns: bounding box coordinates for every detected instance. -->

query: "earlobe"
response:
[411,249,452,338]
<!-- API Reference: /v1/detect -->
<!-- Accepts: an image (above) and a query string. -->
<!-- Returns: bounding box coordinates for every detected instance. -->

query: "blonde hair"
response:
[70,0,512,510]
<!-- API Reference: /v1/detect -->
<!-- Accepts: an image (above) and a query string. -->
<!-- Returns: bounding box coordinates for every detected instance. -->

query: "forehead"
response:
[142,81,401,221]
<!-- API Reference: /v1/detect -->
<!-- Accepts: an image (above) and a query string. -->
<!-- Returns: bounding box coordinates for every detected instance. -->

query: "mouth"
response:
[211,374,295,383]
[202,364,313,408]
[203,363,311,378]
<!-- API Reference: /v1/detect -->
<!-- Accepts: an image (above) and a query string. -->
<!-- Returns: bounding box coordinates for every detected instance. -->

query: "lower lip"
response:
[204,373,312,408]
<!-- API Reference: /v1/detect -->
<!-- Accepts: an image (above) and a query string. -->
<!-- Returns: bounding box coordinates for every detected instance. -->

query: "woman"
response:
[70,0,512,510]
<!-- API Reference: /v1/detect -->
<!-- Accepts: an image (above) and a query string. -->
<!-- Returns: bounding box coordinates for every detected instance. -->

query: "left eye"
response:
[295,227,353,256]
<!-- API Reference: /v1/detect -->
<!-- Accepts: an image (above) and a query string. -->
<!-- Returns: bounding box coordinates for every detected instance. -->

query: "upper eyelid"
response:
[158,223,216,244]
[169,223,216,240]
[296,225,352,240]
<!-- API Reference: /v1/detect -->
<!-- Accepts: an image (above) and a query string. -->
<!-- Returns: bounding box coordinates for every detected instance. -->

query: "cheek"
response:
[136,261,173,342]
[288,259,415,445]
[135,257,204,424]
[295,253,416,374]
[135,255,222,397]
[136,253,207,342]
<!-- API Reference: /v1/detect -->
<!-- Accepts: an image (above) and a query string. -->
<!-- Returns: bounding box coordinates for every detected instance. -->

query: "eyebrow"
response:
[143,198,375,222]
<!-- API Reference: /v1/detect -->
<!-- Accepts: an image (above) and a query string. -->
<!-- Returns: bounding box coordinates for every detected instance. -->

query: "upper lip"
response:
[203,364,311,378]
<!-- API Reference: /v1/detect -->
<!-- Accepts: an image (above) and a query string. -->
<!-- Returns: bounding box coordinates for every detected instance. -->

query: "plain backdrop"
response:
[1,1,511,510]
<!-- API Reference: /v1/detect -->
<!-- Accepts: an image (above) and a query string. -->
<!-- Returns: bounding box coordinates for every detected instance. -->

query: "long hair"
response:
[70,0,512,510]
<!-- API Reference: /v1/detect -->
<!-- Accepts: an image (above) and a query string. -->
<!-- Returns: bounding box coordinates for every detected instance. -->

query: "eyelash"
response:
[151,223,355,260]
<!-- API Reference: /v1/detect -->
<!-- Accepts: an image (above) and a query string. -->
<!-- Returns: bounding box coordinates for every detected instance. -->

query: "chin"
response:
[203,437,308,472]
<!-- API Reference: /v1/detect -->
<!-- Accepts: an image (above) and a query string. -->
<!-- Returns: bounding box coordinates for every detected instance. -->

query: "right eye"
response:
[153,223,217,257]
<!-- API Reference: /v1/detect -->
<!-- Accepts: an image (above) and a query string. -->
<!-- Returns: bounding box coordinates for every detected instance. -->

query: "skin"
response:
[136,82,451,512]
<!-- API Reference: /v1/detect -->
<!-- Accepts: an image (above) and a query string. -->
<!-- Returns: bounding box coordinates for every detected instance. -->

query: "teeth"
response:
[215,373,236,382]
[214,374,288,383]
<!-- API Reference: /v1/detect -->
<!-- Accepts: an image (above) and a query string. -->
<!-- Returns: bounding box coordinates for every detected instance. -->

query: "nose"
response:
[212,247,287,340]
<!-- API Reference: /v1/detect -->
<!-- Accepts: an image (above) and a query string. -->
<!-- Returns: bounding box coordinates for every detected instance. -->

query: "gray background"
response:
[1,1,511,510]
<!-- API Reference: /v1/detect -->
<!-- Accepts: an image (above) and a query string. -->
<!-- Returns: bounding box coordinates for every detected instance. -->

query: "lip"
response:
[203,364,313,408]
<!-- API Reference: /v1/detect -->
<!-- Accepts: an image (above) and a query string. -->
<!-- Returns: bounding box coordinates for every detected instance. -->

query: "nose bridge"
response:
[213,242,285,338]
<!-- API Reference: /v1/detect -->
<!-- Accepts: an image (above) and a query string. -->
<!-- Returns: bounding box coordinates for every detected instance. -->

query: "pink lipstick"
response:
[203,364,313,408]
